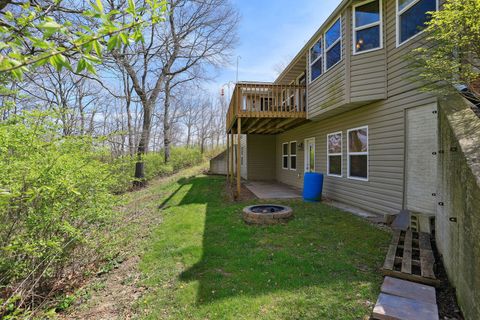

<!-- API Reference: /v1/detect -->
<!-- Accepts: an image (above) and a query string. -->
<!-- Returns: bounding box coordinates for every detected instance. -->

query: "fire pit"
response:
[242,204,293,225]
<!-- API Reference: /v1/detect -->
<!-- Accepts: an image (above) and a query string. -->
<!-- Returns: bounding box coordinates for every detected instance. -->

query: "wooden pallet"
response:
[382,230,440,287]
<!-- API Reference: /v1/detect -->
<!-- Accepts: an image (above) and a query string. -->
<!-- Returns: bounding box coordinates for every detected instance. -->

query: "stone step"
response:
[381,276,436,305]
[373,293,439,320]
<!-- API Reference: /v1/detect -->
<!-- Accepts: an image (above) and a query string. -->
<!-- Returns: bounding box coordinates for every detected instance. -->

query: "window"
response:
[241,146,245,166]
[347,126,368,180]
[282,143,288,169]
[309,40,323,82]
[353,0,382,54]
[327,132,342,177]
[290,141,297,170]
[325,17,342,70]
[397,0,437,46]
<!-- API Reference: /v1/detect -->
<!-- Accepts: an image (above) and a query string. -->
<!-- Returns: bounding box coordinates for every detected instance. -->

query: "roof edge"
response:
[274,0,351,84]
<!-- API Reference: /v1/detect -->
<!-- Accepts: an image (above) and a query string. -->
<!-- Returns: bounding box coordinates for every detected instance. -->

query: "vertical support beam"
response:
[226,132,230,182]
[229,130,234,184]
[236,118,241,198]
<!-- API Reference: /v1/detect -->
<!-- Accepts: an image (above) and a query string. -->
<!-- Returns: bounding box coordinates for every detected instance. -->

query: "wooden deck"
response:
[226,82,307,134]
[225,82,308,198]
[382,230,440,287]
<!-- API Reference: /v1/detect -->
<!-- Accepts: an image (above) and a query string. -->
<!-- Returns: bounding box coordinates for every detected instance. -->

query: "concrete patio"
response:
[244,181,302,199]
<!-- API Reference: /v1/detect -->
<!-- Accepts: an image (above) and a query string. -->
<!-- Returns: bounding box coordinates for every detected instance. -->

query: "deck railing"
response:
[226,83,307,132]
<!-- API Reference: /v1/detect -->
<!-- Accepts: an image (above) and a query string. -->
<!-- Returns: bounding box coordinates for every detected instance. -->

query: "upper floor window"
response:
[325,17,342,70]
[397,0,437,46]
[353,0,382,54]
[309,40,323,82]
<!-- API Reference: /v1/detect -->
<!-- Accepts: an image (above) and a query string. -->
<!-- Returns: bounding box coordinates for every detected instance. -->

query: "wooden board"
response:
[381,230,440,287]
[373,293,439,320]
[381,276,436,305]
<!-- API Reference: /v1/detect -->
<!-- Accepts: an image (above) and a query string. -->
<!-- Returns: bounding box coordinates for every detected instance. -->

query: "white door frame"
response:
[304,137,316,172]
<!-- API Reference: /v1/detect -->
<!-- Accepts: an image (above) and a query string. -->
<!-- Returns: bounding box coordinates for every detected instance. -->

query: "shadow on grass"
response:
[173,176,389,307]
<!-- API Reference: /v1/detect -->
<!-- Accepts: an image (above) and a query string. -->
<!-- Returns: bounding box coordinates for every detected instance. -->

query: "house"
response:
[223,0,480,318]
[227,0,439,226]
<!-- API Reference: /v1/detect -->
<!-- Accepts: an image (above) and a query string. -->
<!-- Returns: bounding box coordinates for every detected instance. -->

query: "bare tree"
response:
[110,0,238,185]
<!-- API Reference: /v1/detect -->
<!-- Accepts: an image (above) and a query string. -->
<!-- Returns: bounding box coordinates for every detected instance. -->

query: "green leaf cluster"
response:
[0,0,167,79]
[413,0,480,96]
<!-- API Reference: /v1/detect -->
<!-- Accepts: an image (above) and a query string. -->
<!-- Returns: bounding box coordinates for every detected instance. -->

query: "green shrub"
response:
[0,112,116,307]
[169,147,203,171]
[0,112,205,316]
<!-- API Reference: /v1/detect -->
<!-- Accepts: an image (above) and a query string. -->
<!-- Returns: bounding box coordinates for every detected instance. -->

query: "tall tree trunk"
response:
[126,97,134,157]
[186,124,191,147]
[163,78,171,164]
[134,102,152,186]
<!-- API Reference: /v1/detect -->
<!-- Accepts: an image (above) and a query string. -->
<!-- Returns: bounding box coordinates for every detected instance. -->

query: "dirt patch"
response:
[433,241,464,320]
[60,256,145,320]
[224,181,257,202]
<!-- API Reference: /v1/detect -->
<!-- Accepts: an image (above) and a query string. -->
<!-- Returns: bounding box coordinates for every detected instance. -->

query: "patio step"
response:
[372,277,438,320]
[372,292,439,320]
[381,276,436,304]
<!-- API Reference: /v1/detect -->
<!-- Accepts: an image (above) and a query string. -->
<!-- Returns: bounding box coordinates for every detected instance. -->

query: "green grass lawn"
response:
[136,175,390,320]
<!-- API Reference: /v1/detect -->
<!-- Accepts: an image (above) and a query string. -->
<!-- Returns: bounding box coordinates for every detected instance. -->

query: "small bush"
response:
[0,112,116,311]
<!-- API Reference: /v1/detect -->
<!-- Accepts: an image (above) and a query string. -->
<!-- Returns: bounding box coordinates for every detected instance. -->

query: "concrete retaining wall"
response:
[437,95,480,320]
[209,150,227,175]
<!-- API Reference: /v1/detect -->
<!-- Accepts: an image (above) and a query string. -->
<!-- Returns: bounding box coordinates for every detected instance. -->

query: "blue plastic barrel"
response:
[303,172,324,202]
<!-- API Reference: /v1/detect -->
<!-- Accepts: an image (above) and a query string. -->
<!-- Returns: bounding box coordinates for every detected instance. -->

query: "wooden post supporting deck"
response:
[226,133,229,182]
[229,132,234,184]
[236,118,241,198]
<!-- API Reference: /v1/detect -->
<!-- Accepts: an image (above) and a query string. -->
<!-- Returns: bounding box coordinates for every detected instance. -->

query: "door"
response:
[405,104,438,215]
[304,138,315,172]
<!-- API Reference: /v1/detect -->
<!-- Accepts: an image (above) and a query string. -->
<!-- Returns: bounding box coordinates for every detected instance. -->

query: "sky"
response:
[208,0,343,97]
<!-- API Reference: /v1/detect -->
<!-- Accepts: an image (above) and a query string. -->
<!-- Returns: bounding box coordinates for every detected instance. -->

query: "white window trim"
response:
[304,137,316,173]
[289,141,297,171]
[347,126,369,181]
[324,16,343,72]
[396,0,439,47]
[282,142,289,170]
[309,39,323,83]
[327,132,343,177]
[352,0,383,55]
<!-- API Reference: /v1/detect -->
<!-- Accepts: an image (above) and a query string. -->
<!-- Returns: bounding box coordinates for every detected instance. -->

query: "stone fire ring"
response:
[242,204,293,225]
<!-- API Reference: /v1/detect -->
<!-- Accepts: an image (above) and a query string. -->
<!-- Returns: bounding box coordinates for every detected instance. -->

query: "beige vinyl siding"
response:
[307,14,347,119]
[275,95,437,216]
[272,0,439,215]
[349,0,387,102]
[240,134,247,179]
[246,134,276,180]
[385,0,433,98]
[276,100,405,216]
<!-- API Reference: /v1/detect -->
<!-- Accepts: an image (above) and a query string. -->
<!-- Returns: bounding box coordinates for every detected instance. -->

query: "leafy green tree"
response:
[413,0,480,100]
[0,0,166,79]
